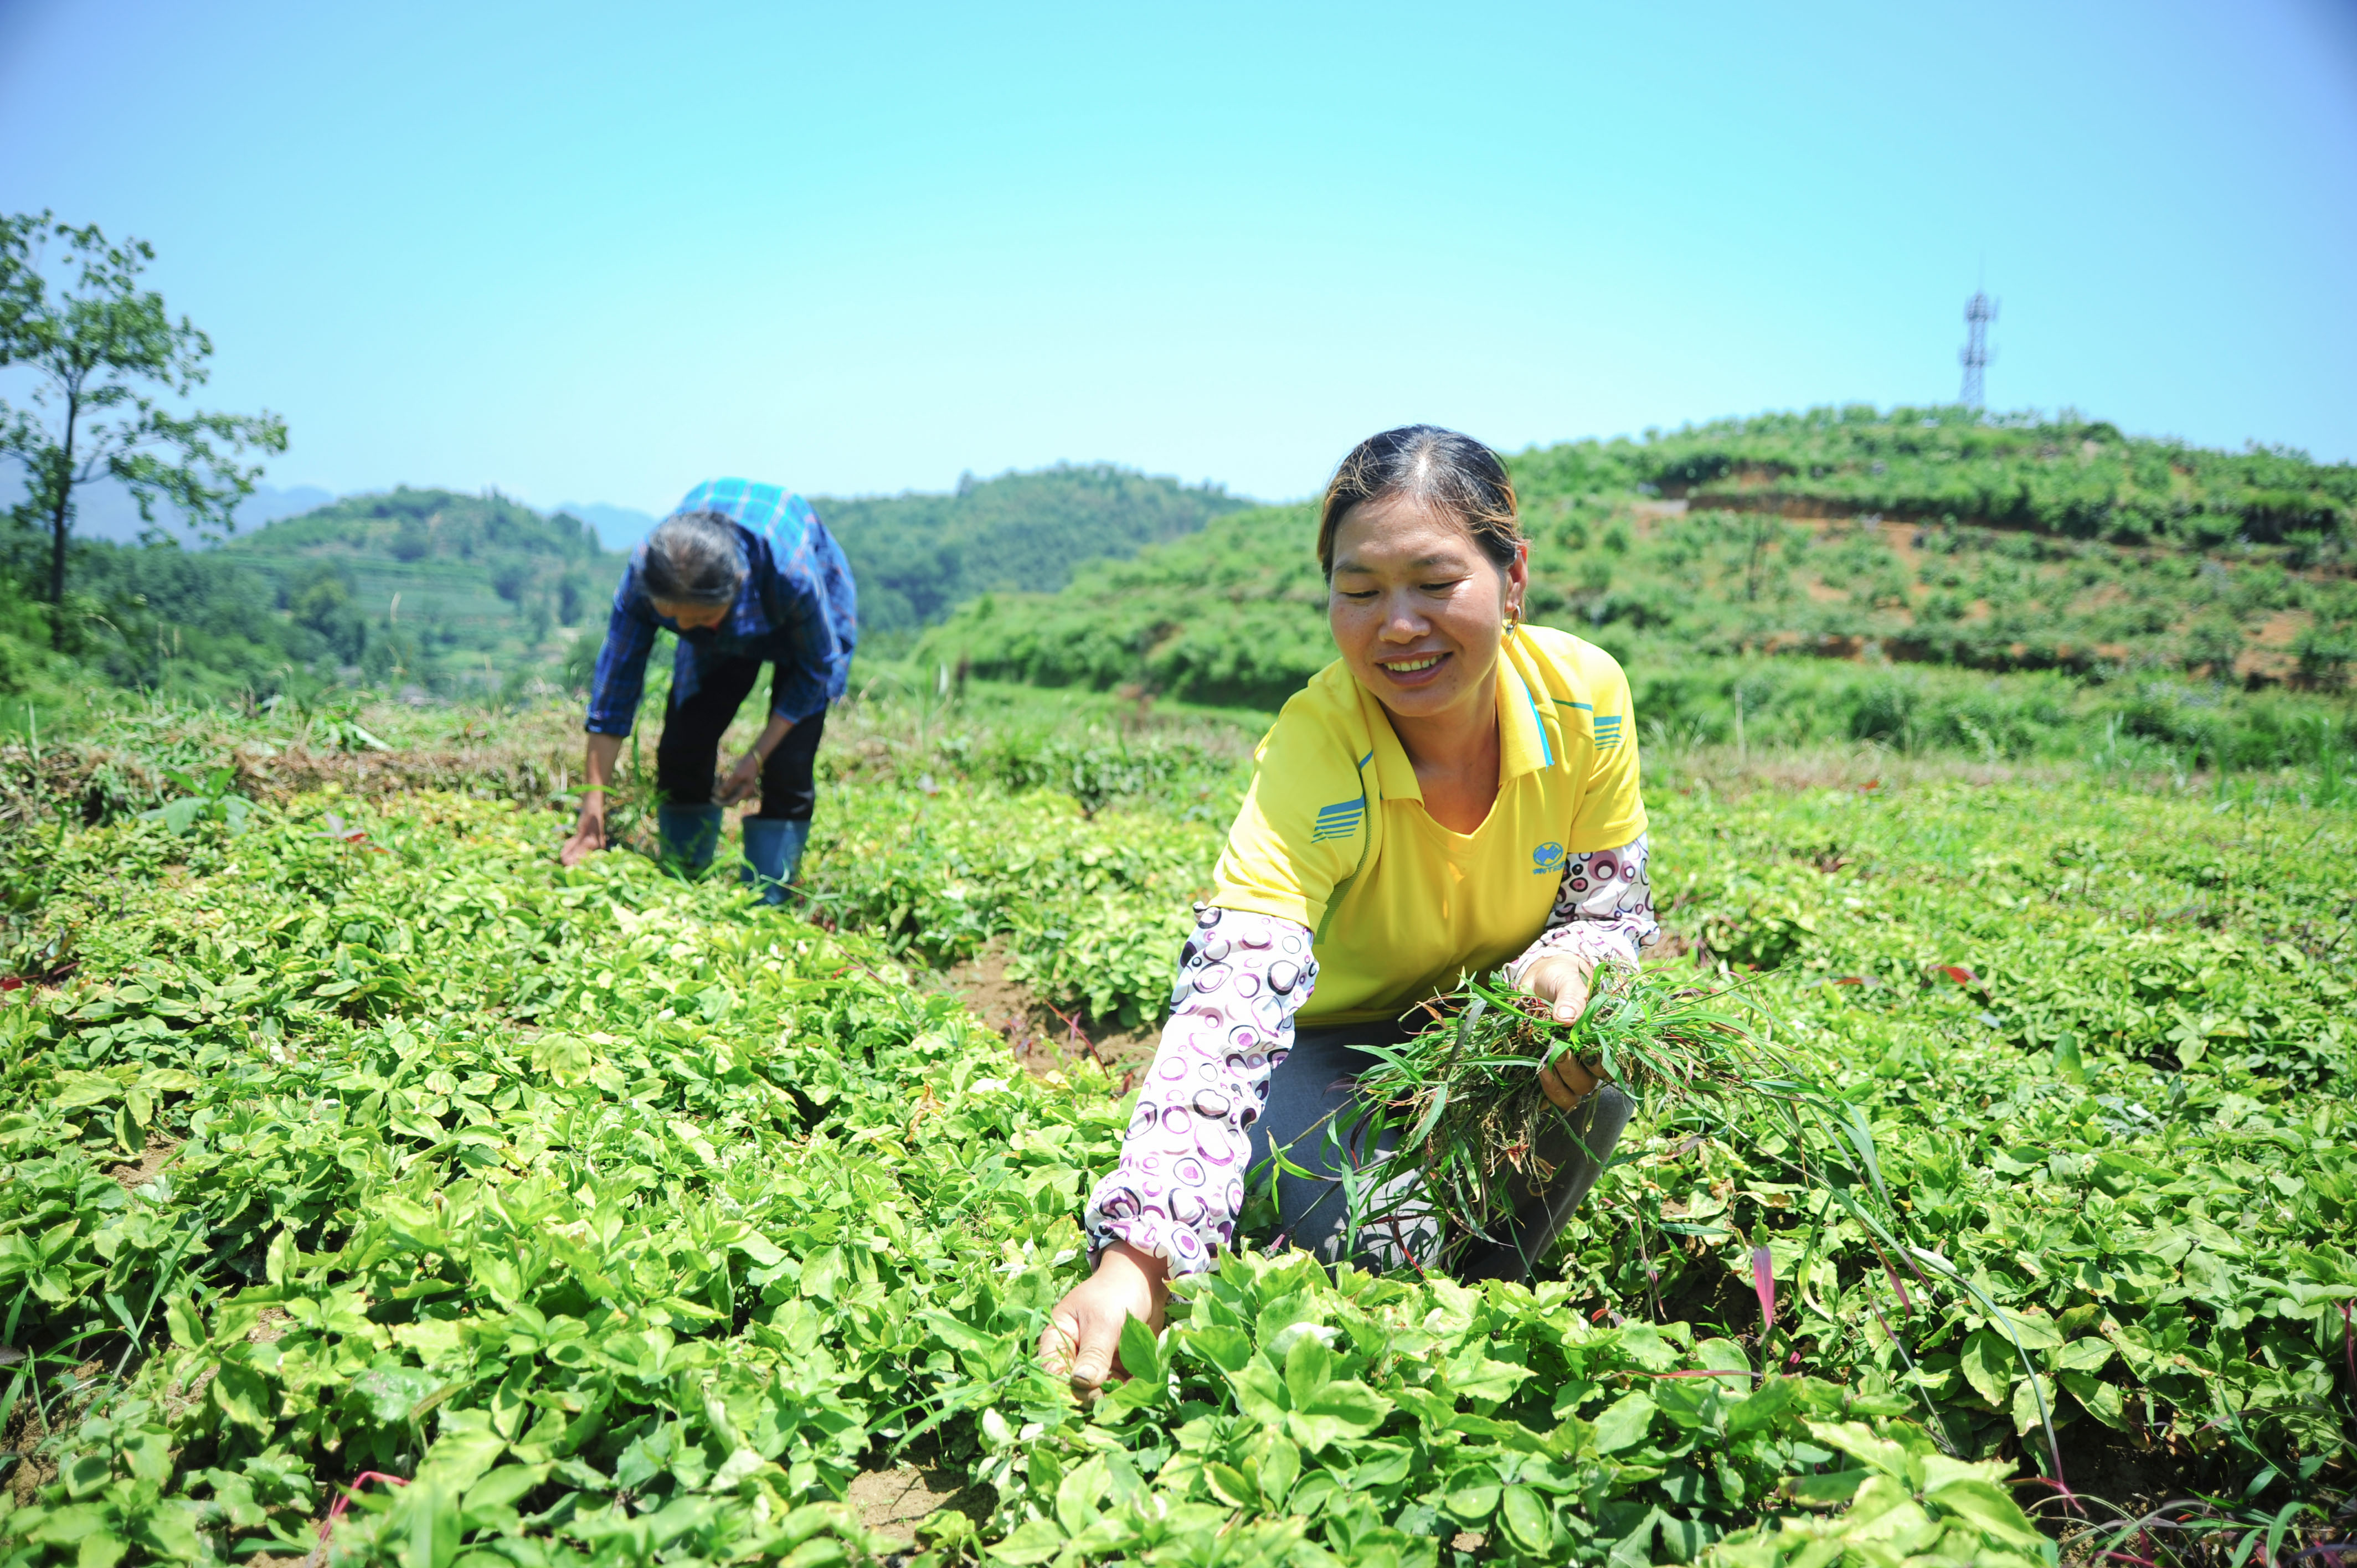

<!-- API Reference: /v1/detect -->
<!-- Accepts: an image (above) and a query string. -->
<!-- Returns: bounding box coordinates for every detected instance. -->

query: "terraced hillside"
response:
[919,408,2357,724]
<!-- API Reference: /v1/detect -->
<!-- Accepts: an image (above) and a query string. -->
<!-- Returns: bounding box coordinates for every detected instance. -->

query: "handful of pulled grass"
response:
[1332,966,2083,1482]
[1336,964,1797,1255]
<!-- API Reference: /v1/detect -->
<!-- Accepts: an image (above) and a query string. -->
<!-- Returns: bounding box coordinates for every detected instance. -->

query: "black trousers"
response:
[1245,1017,1632,1282]
[654,656,825,822]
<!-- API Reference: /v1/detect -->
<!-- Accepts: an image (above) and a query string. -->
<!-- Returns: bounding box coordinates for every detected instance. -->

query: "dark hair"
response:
[1316,425,1521,578]
[642,509,746,606]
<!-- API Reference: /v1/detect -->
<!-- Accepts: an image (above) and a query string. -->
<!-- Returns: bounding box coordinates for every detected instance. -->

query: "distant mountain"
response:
[220,485,615,659]
[13,463,1255,702]
[0,476,339,544]
[3,485,616,701]
[559,501,660,554]
[571,465,1255,642]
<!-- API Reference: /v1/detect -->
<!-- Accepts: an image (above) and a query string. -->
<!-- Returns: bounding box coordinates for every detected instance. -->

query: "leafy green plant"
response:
[0,692,2352,1568]
[300,700,388,754]
[133,765,250,835]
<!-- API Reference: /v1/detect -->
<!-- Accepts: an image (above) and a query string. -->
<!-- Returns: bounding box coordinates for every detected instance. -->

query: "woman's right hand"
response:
[559,796,607,867]
[1039,1240,1169,1394]
[1522,953,1607,1112]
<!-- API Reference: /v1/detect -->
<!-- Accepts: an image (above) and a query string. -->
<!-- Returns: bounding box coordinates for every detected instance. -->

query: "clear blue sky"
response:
[2,0,2352,515]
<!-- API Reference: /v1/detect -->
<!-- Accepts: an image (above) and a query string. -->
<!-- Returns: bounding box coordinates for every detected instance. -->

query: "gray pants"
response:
[1244,1017,1633,1281]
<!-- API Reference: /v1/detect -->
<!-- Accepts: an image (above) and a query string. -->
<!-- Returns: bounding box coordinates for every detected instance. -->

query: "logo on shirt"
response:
[1593,713,1625,750]
[1311,796,1365,843]
[1532,841,1566,875]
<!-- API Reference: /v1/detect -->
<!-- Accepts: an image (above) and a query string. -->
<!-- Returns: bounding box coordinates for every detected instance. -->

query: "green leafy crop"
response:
[0,692,2351,1567]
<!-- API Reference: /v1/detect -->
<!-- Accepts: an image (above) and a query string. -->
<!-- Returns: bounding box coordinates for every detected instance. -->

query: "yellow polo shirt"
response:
[1210,626,1646,1024]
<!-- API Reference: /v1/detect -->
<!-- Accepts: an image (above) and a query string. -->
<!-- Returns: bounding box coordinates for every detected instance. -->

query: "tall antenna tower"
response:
[1959,289,1996,409]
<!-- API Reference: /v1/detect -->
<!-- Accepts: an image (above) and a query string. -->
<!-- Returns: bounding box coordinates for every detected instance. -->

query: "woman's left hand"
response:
[1522,953,1606,1112]
[717,751,764,806]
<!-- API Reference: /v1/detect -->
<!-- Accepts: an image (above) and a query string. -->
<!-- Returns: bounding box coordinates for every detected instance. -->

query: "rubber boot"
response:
[739,817,809,905]
[656,803,723,876]
[1453,1084,1635,1282]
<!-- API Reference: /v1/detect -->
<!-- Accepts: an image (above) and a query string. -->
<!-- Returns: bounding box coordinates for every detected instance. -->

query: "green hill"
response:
[915,407,2357,758]
[0,488,629,705]
[0,466,1253,707]
[0,487,612,704]
[814,463,1248,642]
[1564,404,2354,545]
[917,406,2357,697]
[216,485,614,692]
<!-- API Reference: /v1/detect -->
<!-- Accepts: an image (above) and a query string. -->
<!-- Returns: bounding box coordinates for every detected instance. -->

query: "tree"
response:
[0,212,287,647]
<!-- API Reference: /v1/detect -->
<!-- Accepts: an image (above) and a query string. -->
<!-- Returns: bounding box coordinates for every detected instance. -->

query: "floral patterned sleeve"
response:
[1504,833,1658,985]
[1082,907,1317,1276]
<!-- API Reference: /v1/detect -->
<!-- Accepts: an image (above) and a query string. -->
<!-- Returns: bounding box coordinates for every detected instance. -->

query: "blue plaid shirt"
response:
[584,479,859,737]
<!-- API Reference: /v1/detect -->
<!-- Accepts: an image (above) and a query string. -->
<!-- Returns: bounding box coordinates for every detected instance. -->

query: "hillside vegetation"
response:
[0,489,614,708]
[0,467,1246,715]
[218,487,614,690]
[918,408,2357,761]
[816,464,1247,643]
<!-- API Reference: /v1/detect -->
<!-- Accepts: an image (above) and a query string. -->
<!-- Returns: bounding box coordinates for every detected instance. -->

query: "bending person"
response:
[1044,426,1656,1391]
[559,479,858,900]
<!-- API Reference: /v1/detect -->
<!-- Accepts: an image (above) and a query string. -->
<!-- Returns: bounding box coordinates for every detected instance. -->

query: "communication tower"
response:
[1959,290,1996,409]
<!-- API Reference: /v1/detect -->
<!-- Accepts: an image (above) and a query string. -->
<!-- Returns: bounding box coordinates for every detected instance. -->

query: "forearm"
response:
[1505,834,1658,983]
[746,712,794,764]
[562,733,626,863]
[581,733,624,796]
[1082,907,1318,1276]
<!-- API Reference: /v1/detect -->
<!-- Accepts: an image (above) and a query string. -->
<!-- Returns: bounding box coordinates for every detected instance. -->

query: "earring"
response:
[1504,607,1522,636]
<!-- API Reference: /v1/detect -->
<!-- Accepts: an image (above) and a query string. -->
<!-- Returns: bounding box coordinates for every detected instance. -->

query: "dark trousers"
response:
[1246,1017,1633,1282]
[654,656,825,822]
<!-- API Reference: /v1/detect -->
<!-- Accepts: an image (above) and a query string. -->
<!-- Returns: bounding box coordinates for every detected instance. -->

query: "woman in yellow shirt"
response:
[1045,426,1658,1392]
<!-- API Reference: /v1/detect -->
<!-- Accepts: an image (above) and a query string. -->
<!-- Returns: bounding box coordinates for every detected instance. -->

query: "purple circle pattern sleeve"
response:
[1080,906,1317,1276]
[1504,832,1658,983]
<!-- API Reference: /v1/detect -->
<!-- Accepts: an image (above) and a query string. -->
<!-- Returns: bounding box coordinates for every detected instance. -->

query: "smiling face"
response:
[1326,493,1528,724]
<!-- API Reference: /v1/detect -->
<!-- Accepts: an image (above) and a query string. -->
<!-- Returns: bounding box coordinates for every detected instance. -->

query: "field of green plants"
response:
[2,684,2353,1567]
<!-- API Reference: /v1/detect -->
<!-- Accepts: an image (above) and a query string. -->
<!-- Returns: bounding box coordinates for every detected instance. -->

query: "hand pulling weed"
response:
[1338,967,2114,1498]
[1340,971,1786,1254]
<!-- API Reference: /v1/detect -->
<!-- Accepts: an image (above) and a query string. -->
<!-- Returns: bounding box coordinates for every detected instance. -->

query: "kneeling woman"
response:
[1046,427,1656,1391]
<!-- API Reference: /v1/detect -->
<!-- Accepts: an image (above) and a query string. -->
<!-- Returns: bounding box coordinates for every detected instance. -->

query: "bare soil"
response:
[2,1359,103,1506]
[3,1391,53,1507]
[935,946,1158,1092]
[105,1134,179,1192]
[846,1461,991,1545]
